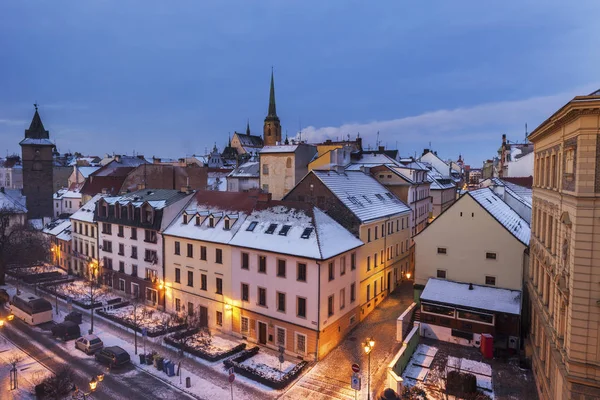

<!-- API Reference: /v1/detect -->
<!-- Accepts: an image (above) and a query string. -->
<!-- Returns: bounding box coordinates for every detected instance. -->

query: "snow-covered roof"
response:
[19,138,54,146]
[427,171,455,190]
[207,176,227,191]
[43,219,71,237]
[228,161,260,178]
[344,153,400,171]
[311,170,411,222]
[29,219,44,230]
[70,194,104,223]
[490,178,532,208]
[469,188,530,245]
[54,189,82,200]
[0,189,27,213]
[260,145,299,154]
[234,133,263,148]
[421,278,521,315]
[229,206,362,260]
[78,166,100,178]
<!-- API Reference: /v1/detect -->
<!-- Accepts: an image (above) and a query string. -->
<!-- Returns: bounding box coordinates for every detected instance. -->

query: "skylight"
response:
[385,193,394,199]
[301,227,313,239]
[246,221,258,232]
[265,224,278,234]
[362,195,372,204]
[279,225,291,236]
[375,194,385,201]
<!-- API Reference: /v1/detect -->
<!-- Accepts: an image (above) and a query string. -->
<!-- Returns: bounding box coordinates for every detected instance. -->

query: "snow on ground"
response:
[9,265,65,276]
[240,351,296,380]
[0,334,52,399]
[186,331,240,354]
[102,305,175,333]
[45,280,120,306]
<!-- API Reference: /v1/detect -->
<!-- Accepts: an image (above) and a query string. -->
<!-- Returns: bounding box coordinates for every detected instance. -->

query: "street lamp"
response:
[364,337,375,400]
[89,377,97,391]
[88,261,99,334]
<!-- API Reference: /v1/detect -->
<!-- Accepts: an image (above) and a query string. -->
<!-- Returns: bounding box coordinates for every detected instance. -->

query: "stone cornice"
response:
[528,98,600,142]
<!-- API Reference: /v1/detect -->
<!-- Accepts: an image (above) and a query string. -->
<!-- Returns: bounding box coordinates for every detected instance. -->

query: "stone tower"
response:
[19,106,55,220]
[263,70,282,146]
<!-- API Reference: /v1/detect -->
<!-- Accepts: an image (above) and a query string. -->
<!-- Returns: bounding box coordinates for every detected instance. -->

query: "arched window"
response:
[286,157,292,168]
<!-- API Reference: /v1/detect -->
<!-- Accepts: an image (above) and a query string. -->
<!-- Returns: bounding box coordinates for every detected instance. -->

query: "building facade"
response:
[70,194,103,278]
[43,219,72,272]
[259,144,317,200]
[527,89,600,400]
[95,189,192,308]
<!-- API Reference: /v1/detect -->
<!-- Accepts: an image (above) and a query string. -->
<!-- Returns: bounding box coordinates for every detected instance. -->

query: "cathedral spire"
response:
[246,119,251,135]
[25,104,49,139]
[267,68,277,118]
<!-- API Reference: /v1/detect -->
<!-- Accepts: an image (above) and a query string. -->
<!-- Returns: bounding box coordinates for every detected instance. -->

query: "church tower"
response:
[263,70,282,146]
[19,105,55,220]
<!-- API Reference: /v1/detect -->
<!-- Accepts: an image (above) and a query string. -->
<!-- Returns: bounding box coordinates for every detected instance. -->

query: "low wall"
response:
[396,302,417,342]
[419,322,482,347]
[387,322,420,393]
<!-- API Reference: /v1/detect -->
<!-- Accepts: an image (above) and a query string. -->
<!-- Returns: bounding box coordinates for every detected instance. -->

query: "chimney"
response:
[502,134,507,145]
[356,136,363,151]
[258,192,272,203]
[468,283,474,290]
[154,158,161,164]
[422,149,430,156]
[378,145,385,153]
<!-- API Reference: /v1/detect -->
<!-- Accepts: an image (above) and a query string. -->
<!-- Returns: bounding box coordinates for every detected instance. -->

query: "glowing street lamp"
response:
[89,377,98,391]
[364,337,375,400]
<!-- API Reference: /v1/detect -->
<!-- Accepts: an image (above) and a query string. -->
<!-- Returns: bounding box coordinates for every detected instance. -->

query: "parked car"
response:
[64,311,82,325]
[51,321,81,341]
[74,334,104,355]
[95,346,130,368]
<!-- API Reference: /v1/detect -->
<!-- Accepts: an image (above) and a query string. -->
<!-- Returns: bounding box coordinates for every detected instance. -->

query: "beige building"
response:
[527,89,600,400]
[70,194,102,278]
[259,143,317,200]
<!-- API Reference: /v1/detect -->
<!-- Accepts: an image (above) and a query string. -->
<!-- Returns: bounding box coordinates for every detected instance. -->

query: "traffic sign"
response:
[142,327,147,337]
[228,373,235,383]
[351,363,360,373]
[351,374,361,390]
[228,367,234,375]
[278,354,285,364]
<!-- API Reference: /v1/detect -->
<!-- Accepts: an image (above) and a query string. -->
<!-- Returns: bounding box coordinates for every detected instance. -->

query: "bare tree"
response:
[0,208,50,285]
[129,294,146,355]
[41,365,75,400]
[174,305,210,380]
[81,275,109,334]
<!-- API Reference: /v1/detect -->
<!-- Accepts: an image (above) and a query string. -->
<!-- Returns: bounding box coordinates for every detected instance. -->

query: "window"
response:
[85,225,89,236]
[277,292,286,312]
[132,264,138,278]
[422,303,455,317]
[301,228,313,239]
[216,278,223,294]
[131,282,139,297]
[340,288,346,310]
[375,226,378,240]
[457,309,494,325]
[258,287,267,307]
[175,298,181,312]
[328,295,334,316]
[118,225,124,237]
[367,256,371,271]
[119,278,125,292]
[279,225,291,236]
[187,302,194,317]
[103,240,113,253]
[208,217,215,228]
[262,164,269,175]
[146,288,157,304]
[130,228,137,240]
[131,246,137,259]
[118,243,124,256]
[374,253,378,267]
[340,256,346,276]
[241,283,249,302]
[247,221,258,231]
[175,268,181,283]
[216,311,223,326]
[184,243,192,258]
[374,280,378,295]
[486,252,497,260]
[102,223,112,234]
[436,269,446,279]
[437,247,447,254]
[241,316,249,334]
[258,255,266,273]
[351,253,356,270]
[200,246,207,261]
[368,228,371,242]
[183,214,188,224]
[277,259,286,277]
[485,276,496,286]
[276,327,286,346]
[297,297,306,318]
[224,219,230,230]
[367,284,371,301]
[297,263,307,282]
[216,248,223,264]
[328,262,335,281]
[296,333,306,354]
[144,249,157,263]
[265,224,277,234]
[380,250,384,265]
[187,271,193,287]
[262,184,269,193]
[565,148,575,175]
[241,252,249,270]
[201,274,207,290]
[350,283,356,303]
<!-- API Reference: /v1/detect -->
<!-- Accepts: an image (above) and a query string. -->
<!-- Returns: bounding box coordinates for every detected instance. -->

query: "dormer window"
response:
[209,217,215,228]
[142,204,154,224]
[265,224,277,234]
[224,219,230,230]
[182,213,188,224]
[195,215,201,226]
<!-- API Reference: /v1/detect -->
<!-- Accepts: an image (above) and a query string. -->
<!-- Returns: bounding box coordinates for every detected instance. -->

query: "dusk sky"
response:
[1,1,599,166]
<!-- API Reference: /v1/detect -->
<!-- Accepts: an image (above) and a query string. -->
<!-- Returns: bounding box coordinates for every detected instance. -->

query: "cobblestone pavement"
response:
[282,281,415,400]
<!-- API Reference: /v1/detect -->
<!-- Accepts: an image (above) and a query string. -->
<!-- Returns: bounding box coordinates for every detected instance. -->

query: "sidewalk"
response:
[282,281,414,399]
[6,278,276,400]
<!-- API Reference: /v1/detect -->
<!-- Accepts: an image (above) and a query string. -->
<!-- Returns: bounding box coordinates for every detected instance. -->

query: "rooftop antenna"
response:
[525,123,528,140]
[376,131,380,147]
[298,118,302,142]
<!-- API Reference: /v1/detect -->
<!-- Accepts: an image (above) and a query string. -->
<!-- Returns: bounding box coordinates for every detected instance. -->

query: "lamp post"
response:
[364,337,375,400]
[72,375,102,400]
[88,261,99,334]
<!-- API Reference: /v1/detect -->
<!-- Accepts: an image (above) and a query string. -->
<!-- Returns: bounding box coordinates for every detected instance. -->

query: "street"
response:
[1,316,190,400]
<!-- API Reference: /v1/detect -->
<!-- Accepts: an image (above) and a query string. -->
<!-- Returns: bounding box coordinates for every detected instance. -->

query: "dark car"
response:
[51,321,81,341]
[95,346,130,367]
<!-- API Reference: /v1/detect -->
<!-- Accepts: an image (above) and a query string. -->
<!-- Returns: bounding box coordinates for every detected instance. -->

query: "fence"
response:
[396,302,417,342]
[387,322,420,393]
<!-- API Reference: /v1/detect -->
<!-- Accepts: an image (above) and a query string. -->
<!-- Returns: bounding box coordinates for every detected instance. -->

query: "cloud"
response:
[299,83,600,150]
[0,118,27,126]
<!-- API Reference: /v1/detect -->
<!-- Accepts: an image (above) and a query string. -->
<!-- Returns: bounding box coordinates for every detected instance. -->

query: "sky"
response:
[1,1,599,166]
